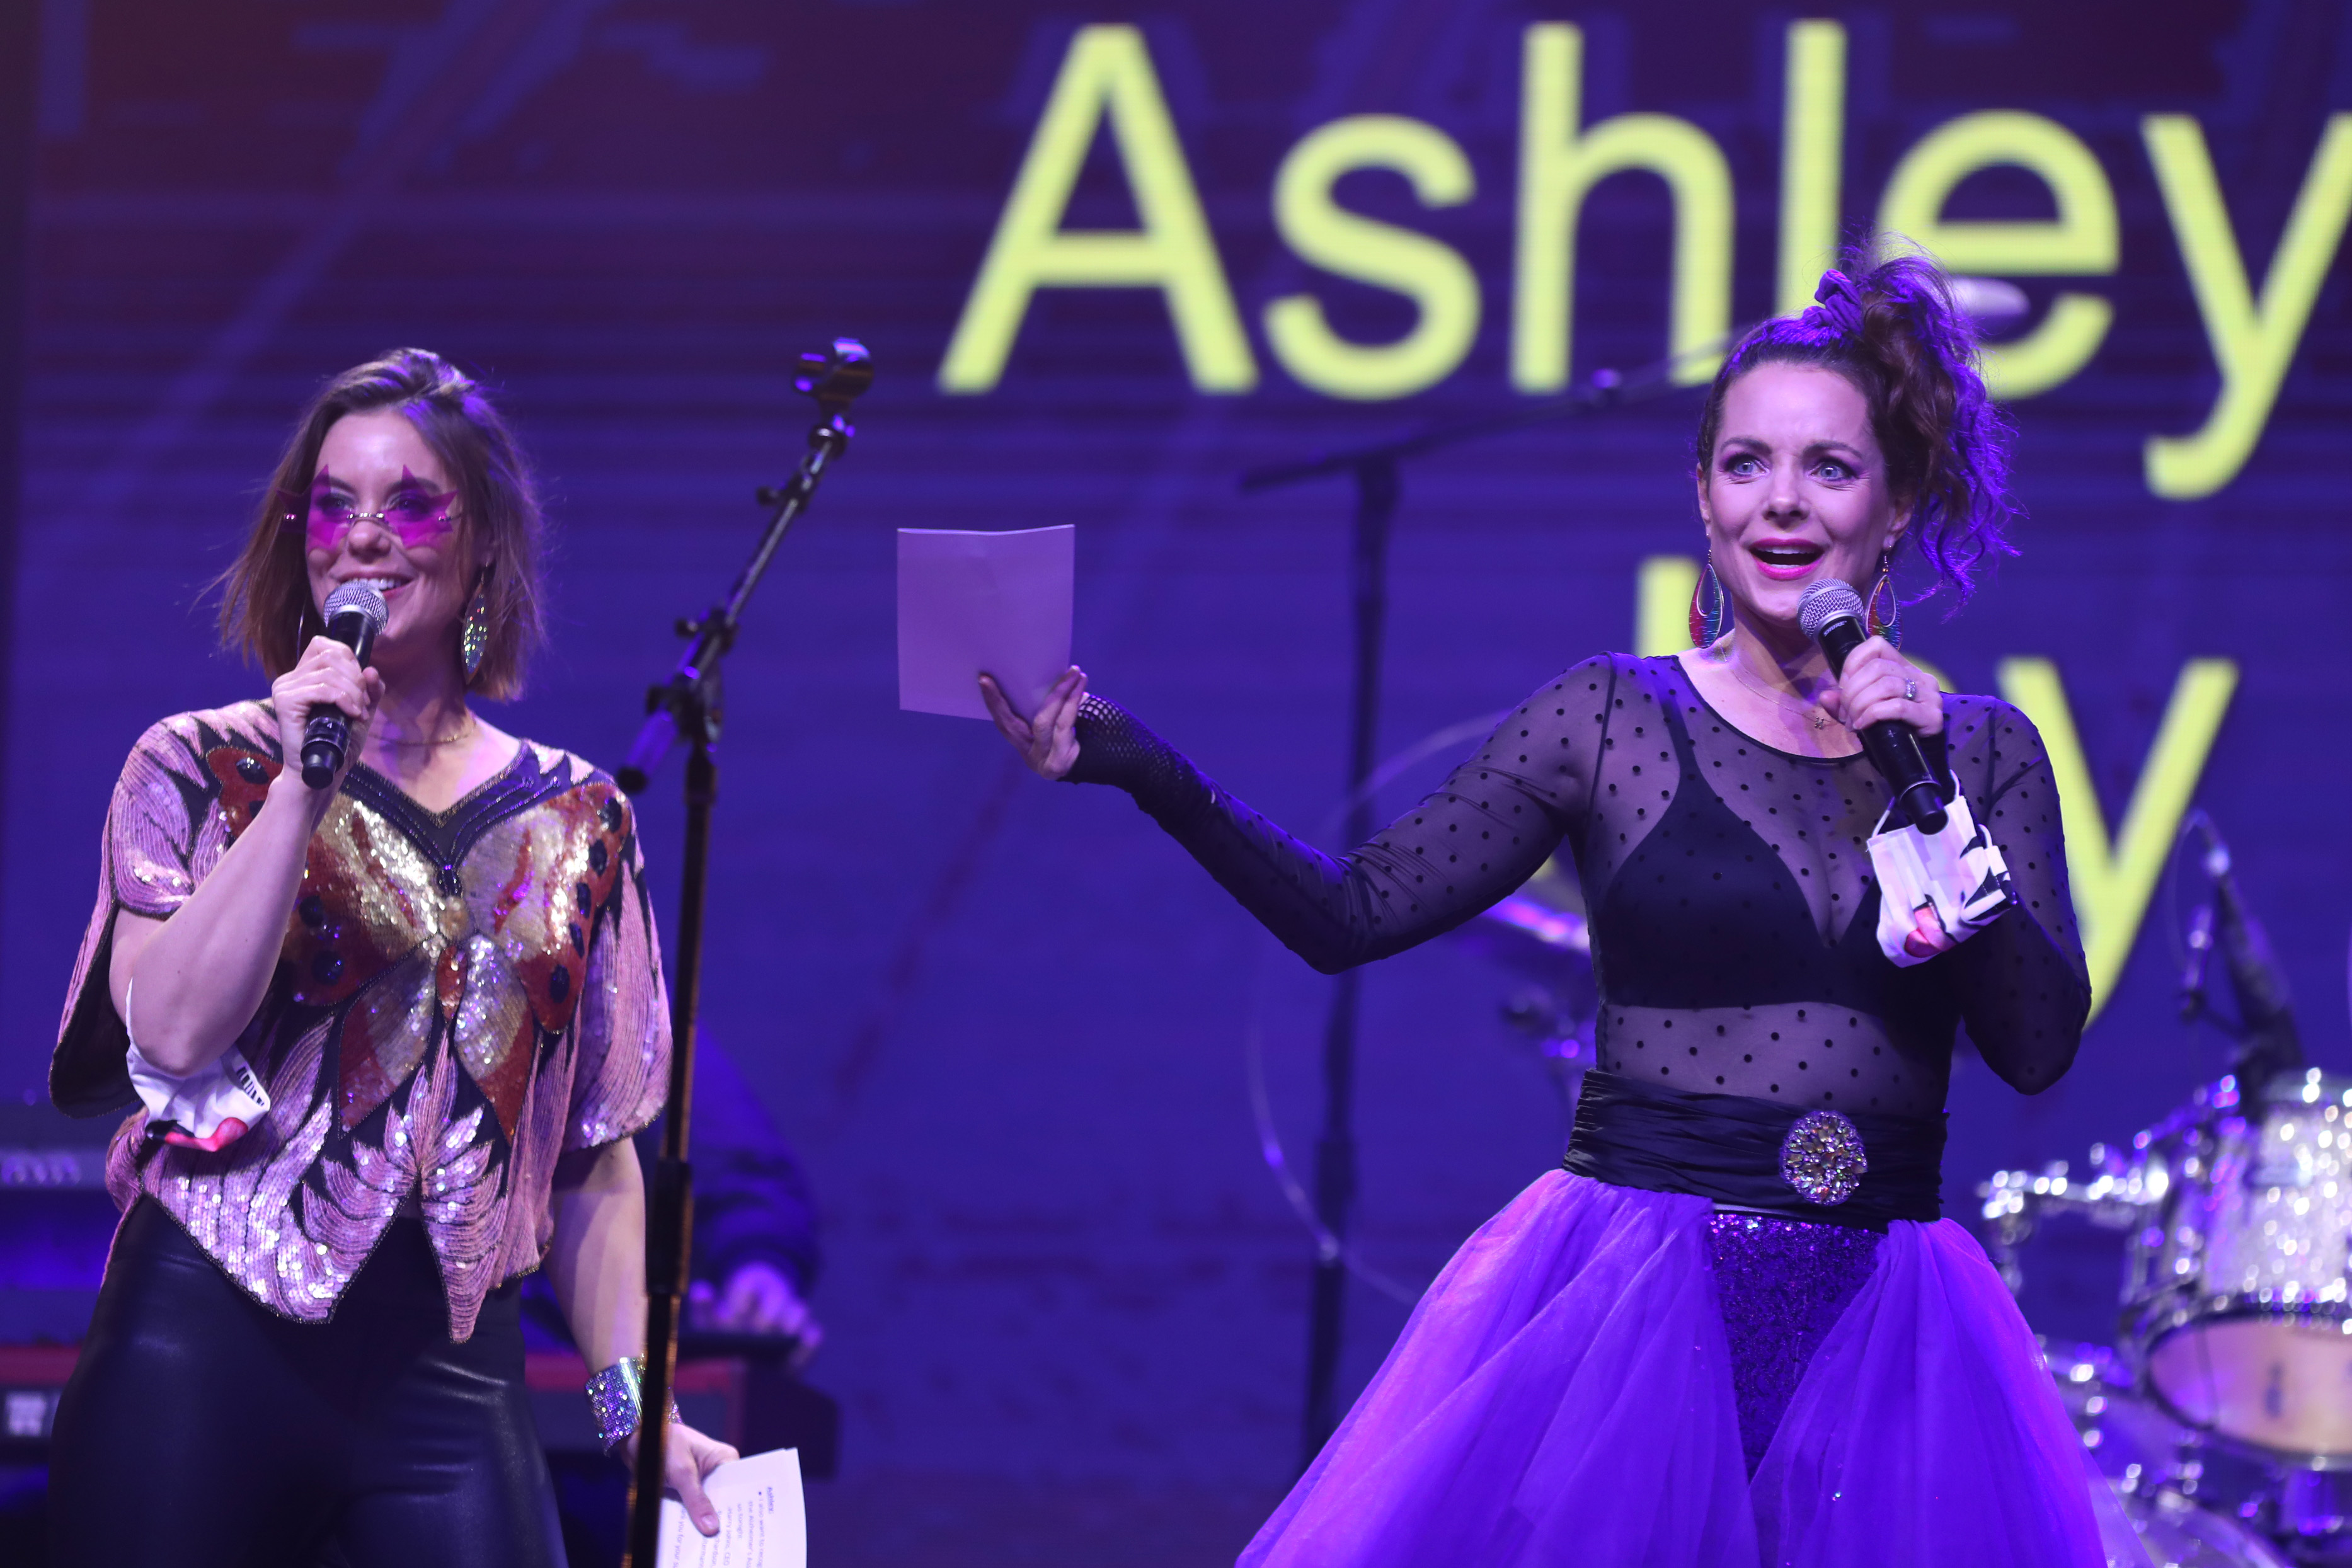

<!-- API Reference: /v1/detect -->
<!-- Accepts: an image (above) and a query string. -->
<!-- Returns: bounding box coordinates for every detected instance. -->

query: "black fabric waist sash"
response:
[1563,1070,1945,1231]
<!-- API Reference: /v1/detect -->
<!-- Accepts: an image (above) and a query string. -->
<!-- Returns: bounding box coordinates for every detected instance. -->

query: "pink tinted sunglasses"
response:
[285,487,459,552]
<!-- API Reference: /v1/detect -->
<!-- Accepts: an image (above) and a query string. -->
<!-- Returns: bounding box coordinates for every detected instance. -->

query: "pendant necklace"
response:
[1726,648,1830,731]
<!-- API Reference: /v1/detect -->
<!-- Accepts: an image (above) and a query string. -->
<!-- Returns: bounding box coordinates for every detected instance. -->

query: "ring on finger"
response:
[1903,678,1919,702]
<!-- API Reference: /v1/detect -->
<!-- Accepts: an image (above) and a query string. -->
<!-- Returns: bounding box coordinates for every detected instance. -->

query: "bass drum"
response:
[2048,1343,2292,1568]
[2126,1072,2352,1463]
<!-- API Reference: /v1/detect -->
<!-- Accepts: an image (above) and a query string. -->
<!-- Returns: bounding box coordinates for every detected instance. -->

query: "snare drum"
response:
[2128,1070,2352,1463]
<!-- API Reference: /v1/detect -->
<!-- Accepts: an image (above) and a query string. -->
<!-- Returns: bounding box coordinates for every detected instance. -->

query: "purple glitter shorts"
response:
[1704,1211,1883,1474]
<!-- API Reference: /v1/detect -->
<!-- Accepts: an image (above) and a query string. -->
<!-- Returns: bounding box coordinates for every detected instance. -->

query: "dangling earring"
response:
[461,568,494,684]
[1866,552,1903,647]
[1689,551,1733,647]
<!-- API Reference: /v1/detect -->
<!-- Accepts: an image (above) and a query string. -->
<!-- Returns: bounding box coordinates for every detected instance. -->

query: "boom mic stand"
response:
[1239,341,1718,1470]
[615,338,872,1568]
[2176,811,2303,1096]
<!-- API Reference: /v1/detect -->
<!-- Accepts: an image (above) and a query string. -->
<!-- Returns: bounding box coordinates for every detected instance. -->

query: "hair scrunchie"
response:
[1808,270,1867,338]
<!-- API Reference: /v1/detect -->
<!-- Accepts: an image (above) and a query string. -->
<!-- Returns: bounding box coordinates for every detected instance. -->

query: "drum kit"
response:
[1985,1066,2352,1565]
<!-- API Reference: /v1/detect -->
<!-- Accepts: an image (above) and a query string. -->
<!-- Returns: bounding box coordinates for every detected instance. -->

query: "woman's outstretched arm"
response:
[981,663,1612,974]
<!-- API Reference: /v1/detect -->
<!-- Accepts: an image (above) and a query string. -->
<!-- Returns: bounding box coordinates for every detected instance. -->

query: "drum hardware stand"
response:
[2269,1470,2352,1562]
[611,339,872,1568]
[1975,1153,2150,1296]
[1239,341,1720,1469]
[2108,1435,2208,1505]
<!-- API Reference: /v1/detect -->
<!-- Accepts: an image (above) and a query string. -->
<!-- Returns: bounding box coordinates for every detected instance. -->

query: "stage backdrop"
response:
[5,1,2349,1560]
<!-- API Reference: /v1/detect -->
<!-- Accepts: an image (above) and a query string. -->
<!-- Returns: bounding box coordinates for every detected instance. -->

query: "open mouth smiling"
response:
[1748,541,1825,580]
[336,575,410,597]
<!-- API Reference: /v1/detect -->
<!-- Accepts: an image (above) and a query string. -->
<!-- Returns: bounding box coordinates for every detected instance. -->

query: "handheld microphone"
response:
[1796,580,1947,833]
[300,581,389,789]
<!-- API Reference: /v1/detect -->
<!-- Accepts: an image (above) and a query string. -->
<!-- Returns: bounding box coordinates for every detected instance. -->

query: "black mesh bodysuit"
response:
[1069,653,2088,1119]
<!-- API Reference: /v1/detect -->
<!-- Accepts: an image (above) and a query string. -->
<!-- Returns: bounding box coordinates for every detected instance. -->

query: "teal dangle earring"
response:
[1688,551,1733,646]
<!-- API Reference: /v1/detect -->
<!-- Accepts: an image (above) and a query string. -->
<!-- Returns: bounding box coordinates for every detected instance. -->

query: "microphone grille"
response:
[322,580,390,631]
[1797,579,1864,642]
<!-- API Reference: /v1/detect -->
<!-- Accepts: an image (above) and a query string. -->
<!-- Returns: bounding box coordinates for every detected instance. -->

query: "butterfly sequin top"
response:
[51,700,670,1340]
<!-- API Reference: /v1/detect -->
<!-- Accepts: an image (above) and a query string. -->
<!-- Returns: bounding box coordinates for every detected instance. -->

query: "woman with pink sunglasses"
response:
[46,349,732,1565]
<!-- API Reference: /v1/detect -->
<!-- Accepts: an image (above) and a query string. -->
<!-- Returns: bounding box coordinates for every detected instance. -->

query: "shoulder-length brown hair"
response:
[215,348,547,700]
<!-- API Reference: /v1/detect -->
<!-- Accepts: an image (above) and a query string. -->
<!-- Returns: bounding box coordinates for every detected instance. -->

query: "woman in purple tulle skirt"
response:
[983,256,2112,1567]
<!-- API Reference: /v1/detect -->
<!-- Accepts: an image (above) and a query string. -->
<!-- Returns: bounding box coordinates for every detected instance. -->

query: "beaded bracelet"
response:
[583,1355,683,1453]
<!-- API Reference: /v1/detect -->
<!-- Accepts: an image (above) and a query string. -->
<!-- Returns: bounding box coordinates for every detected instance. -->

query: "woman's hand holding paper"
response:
[980,665,1086,781]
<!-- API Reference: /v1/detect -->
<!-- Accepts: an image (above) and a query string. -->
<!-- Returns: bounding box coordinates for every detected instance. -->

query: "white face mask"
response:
[1867,789,2017,968]
[122,977,273,1152]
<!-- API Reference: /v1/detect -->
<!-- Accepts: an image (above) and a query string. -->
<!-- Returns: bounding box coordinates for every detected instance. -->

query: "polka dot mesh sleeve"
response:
[1065,655,2090,1115]
[1063,658,1619,974]
[1929,700,2091,1094]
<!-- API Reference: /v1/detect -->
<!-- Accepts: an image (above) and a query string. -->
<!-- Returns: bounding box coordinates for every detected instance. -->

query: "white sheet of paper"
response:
[897,525,1074,719]
[657,1447,806,1568]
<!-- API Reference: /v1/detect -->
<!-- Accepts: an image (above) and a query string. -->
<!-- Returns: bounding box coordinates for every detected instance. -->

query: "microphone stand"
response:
[615,339,872,1568]
[2177,811,2303,1097]
[1237,340,1721,1470]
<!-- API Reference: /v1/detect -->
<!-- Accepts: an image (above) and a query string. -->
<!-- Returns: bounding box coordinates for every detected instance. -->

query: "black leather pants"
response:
[47,1199,565,1568]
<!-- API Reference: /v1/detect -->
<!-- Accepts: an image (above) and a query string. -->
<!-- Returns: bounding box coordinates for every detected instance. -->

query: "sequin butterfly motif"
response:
[205,745,630,1147]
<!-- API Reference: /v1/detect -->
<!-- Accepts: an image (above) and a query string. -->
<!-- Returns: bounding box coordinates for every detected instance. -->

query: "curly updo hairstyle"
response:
[1693,252,2018,607]
[216,348,547,700]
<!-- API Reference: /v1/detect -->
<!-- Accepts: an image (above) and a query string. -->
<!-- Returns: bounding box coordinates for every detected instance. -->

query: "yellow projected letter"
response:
[1512,24,1734,392]
[1265,116,1480,400]
[939,25,1254,394]
[1636,556,1701,657]
[1776,20,1847,320]
[1878,112,2118,401]
[1997,657,2238,1023]
[2142,114,2352,499]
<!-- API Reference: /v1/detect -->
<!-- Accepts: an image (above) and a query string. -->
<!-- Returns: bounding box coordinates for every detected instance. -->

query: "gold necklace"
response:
[1724,651,1830,731]
[379,717,478,750]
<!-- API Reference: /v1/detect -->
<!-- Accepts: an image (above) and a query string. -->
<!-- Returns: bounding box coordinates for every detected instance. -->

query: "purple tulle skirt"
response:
[1241,1171,2111,1568]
